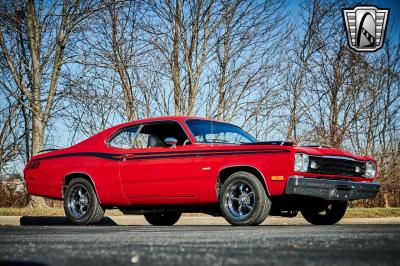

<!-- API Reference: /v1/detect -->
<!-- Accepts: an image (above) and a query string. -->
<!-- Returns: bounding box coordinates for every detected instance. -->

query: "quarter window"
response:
[134,132,153,148]
[108,126,139,149]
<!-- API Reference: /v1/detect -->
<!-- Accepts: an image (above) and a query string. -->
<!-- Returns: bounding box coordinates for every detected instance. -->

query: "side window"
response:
[133,121,190,148]
[109,126,139,149]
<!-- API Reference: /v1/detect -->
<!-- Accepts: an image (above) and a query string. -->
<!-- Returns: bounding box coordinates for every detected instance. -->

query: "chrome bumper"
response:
[285,176,380,201]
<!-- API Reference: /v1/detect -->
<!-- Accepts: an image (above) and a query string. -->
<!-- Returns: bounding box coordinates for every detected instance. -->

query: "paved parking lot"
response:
[0,219,399,265]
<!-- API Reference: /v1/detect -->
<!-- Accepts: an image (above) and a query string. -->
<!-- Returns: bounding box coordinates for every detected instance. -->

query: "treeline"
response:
[0,0,399,207]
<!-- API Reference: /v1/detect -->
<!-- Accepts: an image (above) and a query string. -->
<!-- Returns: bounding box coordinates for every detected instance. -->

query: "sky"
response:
[2,0,400,169]
[287,0,399,39]
[368,0,400,38]
[46,0,400,149]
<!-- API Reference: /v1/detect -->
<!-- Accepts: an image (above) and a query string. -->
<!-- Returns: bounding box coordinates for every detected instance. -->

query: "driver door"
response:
[116,121,197,204]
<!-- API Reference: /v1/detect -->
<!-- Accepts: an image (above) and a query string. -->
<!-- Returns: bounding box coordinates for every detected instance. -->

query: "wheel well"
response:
[217,166,269,197]
[63,173,97,197]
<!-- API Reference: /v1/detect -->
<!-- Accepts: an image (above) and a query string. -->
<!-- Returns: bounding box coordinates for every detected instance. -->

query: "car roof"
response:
[116,116,226,128]
[79,116,231,147]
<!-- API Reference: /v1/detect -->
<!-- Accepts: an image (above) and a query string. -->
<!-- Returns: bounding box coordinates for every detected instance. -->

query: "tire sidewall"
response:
[220,172,269,225]
[301,201,348,225]
[144,211,181,226]
[63,178,100,225]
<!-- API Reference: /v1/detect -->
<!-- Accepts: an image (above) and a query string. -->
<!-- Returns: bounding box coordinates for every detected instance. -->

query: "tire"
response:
[144,211,181,226]
[64,178,104,225]
[301,201,348,225]
[220,171,271,226]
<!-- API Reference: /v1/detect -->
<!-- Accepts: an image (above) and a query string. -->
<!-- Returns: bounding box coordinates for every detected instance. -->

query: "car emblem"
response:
[343,5,389,52]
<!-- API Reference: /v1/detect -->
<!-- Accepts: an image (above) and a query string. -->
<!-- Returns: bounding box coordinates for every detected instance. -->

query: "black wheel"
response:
[144,211,181,226]
[64,178,104,225]
[301,201,348,225]
[220,171,271,226]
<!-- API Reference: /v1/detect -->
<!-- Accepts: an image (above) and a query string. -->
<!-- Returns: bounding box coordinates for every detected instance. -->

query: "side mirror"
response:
[164,137,178,148]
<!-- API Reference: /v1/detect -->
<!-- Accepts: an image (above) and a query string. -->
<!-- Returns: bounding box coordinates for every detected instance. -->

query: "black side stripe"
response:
[32,152,121,161]
[127,150,289,160]
[32,149,290,162]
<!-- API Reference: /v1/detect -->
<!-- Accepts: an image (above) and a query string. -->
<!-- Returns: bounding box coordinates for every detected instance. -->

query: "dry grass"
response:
[0,208,123,216]
[0,207,400,218]
[344,208,400,218]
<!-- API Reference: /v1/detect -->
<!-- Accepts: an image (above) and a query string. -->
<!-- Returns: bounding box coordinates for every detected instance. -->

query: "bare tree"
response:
[0,94,24,174]
[144,0,230,115]
[0,0,105,207]
[209,0,288,122]
[284,0,400,206]
[63,68,124,142]
[0,0,103,155]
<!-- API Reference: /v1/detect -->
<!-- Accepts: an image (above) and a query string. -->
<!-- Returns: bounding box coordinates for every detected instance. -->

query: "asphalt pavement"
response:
[1,221,399,266]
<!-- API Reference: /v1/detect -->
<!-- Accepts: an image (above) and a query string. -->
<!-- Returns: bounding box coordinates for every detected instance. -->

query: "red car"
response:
[24,116,380,226]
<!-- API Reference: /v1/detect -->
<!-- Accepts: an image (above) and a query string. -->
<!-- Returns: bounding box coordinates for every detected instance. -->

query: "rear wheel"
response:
[220,171,271,226]
[301,201,348,225]
[144,211,181,226]
[64,178,104,225]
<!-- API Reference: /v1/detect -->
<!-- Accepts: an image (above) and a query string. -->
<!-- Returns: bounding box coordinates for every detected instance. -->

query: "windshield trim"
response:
[184,118,257,144]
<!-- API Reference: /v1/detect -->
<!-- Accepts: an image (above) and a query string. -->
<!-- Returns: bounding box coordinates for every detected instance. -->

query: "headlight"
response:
[365,161,376,178]
[294,153,309,172]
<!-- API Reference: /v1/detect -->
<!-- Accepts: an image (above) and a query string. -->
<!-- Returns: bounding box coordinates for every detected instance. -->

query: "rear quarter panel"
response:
[24,154,129,205]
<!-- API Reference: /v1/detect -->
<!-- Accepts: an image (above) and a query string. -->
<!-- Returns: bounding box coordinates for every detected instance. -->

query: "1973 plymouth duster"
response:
[24,116,380,226]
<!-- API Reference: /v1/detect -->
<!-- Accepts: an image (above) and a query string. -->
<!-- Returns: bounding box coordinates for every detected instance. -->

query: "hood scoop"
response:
[242,141,294,146]
[301,144,332,148]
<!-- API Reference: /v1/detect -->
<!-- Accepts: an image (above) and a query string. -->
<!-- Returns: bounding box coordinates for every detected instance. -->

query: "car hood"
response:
[292,146,372,161]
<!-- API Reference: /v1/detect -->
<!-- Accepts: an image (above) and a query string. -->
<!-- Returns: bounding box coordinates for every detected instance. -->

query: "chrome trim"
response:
[67,184,90,219]
[106,120,192,148]
[225,180,255,219]
[285,176,380,201]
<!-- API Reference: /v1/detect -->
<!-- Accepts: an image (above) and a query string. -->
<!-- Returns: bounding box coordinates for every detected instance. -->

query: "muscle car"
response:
[24,116,380,225]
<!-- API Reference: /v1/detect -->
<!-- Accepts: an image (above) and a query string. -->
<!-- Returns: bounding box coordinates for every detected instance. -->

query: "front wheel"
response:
[144,211,181,226]
[220,171,271,226]
[301,201,348,225]
[64,178,104,225]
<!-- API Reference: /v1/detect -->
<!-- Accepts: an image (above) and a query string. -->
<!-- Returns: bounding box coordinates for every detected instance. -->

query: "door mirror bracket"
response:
[164,137,178,148]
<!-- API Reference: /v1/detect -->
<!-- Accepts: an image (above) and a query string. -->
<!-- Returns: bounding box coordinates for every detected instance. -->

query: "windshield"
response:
[186,119,257,144]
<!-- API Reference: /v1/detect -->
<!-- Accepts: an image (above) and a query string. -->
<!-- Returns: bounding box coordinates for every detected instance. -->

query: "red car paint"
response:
[23,116,377,207]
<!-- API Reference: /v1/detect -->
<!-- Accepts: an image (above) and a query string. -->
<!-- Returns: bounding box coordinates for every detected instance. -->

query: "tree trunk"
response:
[217,21,229,119]
[383,193,390,208]
[287,85,298,140]
[29,114,49,208]
[111,0,135,121]
[31,114,44,156]
[172,1,182,115]
[26,1,50,208]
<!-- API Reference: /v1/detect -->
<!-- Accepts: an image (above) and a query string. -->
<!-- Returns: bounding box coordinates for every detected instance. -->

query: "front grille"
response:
[308,156,366,177]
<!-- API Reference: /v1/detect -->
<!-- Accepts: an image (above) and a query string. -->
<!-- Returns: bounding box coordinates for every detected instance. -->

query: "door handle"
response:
[121,154,134,161]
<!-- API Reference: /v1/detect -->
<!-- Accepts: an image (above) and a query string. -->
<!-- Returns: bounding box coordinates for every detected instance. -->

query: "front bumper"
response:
[285,176,380,201]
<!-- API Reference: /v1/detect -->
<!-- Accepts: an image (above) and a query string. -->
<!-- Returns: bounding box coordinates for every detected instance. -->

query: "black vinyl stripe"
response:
[129,148,287,156]
[32,149,290,162]
[32,152,121,161]
[127,150,289,160]
[132,149,287,157]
